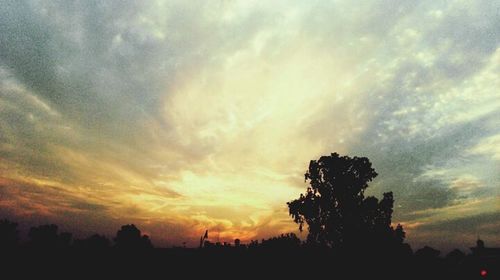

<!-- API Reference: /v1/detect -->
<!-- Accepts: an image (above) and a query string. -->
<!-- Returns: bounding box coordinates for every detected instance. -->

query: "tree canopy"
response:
[287,153,405,250]
[114,224,153,250]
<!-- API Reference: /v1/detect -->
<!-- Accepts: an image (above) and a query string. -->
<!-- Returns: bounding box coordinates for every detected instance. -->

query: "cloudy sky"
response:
[0,0,498,250]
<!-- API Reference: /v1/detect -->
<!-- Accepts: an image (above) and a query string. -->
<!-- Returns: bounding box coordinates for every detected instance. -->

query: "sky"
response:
[0,0,499,250]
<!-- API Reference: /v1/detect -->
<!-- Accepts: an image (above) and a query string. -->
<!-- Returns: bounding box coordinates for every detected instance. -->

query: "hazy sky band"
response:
[0,0,499,249]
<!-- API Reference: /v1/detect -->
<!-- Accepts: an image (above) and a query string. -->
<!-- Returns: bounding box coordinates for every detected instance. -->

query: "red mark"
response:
[480,269,487,277]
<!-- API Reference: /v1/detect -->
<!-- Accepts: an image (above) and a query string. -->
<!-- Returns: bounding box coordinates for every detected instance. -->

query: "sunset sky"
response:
[0,0,498,250]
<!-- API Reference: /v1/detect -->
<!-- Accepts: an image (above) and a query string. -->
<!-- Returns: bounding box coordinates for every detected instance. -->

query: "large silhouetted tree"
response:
[287,153,405,251]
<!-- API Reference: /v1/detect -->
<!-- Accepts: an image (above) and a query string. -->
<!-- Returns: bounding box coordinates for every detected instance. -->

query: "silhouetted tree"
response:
[28,224,72,249]
[114,224,153,250]
[0,219,19,249]
[234,238,241,247]
[74,234,110,250]
[248,240,259,249]
[59,231,73,248]
[260,233,301,249]
[415,246,441,259]
[287,153,405,251]
[29,224,57,248]
[445,249,465,265]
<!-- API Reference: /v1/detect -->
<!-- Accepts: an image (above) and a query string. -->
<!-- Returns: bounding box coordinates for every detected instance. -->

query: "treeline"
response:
[0,217,479,259]
[1,219,304,251]
[0,217,494,280]
[0,219,152,250]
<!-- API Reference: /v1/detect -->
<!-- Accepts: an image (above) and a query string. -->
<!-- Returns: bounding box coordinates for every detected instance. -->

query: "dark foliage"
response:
[74,234,110,250]
[260,233,301,249]
[114,224,153,250]
[446,248,466,262]
[415,246,441,259]
[28,224,72,249]
[287,153,405,253]
[0,219,19,249]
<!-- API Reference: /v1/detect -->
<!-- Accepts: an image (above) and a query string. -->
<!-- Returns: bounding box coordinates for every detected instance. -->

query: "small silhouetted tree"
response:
[29,224,59,248]
[415,246,441,259]
[0,219,19,249]
[248,240,259,249]
[260,233,301,249]
[58,232,72,248]
[287,153,405,251]
[445,249,465,265]
[114,224,153,249]
[28,224,72,249]
[74,234,110,250]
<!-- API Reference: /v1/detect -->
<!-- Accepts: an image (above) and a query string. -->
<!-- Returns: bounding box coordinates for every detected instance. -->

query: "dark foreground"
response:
[2,247,498,280]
